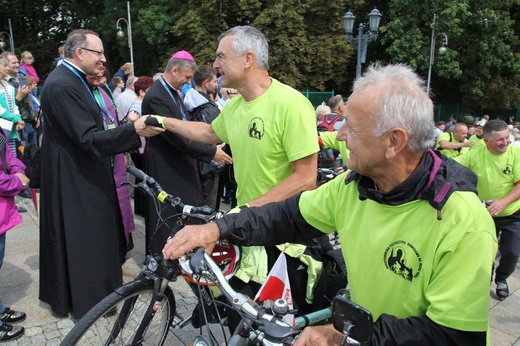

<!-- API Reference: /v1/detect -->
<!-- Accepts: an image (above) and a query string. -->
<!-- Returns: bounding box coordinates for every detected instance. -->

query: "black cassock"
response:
[142,79,215,254]
[39,62,140,319]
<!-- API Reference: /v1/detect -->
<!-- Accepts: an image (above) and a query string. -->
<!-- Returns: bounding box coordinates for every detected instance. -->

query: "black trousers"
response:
[493,216,520,281]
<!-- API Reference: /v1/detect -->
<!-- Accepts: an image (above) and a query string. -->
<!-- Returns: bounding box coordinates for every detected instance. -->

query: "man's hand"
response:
[15,85,30,101]
[213,143,232,165]
[293,325,343,346]
[14,172,30,189]
[162,223,221,260]
[463,140,475,147]
[134,115,165,137]
[15,120,25,131]
[487,199,506,216]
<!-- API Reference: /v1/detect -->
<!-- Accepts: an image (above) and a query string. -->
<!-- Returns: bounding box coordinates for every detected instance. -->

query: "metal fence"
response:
[301,91,520,123]
[434,104,520,123]
[301,90,335,108]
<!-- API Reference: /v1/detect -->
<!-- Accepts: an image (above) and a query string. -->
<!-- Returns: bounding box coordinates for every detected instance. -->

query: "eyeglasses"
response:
[80,47,105,57]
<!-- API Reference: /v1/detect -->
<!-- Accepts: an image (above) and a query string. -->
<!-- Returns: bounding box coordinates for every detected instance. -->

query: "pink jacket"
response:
[0,132,25,235]
[20,63,40,84]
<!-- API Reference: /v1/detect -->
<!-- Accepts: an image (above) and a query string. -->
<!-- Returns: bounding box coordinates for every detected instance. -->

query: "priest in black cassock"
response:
[141,52,231,255]
[38,29,163,320]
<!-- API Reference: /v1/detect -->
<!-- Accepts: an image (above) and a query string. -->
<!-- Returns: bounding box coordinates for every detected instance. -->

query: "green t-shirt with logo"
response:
[455,144,520,216]
[211,78,320,285]
[212,78,319,205]
[299,172,496,332]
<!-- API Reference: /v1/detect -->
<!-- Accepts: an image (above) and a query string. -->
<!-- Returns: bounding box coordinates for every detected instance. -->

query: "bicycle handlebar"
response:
[126,166,301,344]
[126,165,215,216]
[177,249,300,344]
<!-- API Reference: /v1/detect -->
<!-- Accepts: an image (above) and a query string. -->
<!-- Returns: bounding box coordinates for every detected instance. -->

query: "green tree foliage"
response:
[381,0,520,109]
[2,0,520,111]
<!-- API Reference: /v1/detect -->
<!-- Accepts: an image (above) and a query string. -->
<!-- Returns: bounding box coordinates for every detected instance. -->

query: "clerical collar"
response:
[161,77,177,91]
[63,59,87,75]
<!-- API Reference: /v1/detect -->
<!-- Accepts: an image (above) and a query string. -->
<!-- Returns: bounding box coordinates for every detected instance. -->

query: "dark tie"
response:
[172,91,188,121]
[0,131,7,173]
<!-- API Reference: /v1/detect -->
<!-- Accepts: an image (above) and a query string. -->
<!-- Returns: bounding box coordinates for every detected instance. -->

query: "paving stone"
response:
[57,318,74,330]
[24,326,42,337]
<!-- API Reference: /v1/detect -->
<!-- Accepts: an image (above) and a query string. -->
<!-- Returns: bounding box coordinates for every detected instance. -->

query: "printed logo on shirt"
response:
[502,164,513,175]
[248,117,264,140]
[383,240,423,282]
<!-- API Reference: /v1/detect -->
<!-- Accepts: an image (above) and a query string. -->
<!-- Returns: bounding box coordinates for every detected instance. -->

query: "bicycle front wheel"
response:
[62,278,176,346]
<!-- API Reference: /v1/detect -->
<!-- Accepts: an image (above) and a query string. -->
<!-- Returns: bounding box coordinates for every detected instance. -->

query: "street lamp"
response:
[116,0,134,74]
[426,14,448,95]
[0,19,15,54]
[343,7,382,79]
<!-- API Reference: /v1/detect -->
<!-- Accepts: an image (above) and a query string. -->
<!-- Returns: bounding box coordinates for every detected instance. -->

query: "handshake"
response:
[133,115,166,137]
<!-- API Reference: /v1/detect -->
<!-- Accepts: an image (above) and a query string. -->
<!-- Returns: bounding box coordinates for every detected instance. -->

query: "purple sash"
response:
[99,87,135,243]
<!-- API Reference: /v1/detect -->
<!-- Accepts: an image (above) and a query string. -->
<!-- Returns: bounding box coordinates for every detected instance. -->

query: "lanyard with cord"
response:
[158,76,187,121]
[61,61,115,124]
[62,61,115,166]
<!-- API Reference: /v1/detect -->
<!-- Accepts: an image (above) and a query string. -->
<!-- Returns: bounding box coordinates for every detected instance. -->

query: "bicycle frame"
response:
[63,166,351,346]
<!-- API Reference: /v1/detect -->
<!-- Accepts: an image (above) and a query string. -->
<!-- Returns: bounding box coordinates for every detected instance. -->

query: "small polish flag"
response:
[254,252,295,326]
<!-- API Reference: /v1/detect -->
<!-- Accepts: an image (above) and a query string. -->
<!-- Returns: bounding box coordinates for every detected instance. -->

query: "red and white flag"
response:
[254,252,295,326]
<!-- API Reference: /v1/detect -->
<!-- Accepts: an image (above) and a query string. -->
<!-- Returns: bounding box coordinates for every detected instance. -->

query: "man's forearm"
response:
[439,140,464,150]
[373,314,486,345]
[162,117,221,144]
[500,183,520,206]
[249,171,316,207]
[248,153,318,207]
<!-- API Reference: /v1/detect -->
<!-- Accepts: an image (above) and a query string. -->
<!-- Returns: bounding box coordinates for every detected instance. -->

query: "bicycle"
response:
[317,167,341,187]
[61,166,370,346]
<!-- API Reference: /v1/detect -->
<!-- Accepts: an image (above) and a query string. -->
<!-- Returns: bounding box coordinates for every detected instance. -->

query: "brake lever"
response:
[121,181,137,188]
[188,247,207,277]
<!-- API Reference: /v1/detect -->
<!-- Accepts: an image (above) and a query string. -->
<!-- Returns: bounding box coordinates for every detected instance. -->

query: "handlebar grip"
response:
[191,205,214,215]
[145,116,162,128]
[127,165,149,181]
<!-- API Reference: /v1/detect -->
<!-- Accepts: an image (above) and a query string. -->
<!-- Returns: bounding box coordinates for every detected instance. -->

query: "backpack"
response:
[436,132,462,153]
[310,247,348,311]
[22,143,41,188]
[317,113,342,167]
[317,113,342,133]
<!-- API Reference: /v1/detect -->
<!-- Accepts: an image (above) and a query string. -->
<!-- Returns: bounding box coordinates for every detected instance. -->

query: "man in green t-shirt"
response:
[150,26,320,330]
[468,119,487,150]
[163,63,496,345]
[455,119,520,300]
[436,123,475,158]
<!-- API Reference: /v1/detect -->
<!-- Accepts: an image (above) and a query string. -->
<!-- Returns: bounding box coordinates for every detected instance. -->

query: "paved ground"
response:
[0,196,519,345]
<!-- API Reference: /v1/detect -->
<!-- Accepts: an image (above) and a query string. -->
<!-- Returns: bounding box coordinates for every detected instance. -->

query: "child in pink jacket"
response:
[0,129,28,342]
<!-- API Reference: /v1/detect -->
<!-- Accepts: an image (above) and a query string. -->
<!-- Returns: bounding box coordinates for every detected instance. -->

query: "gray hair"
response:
[353,63,435,153]
[453,123,468,133]
[0,55,8,66]
[218,26,269,70]
[126,76,138,88]
[64,29,99,58]
[165,58,196,73]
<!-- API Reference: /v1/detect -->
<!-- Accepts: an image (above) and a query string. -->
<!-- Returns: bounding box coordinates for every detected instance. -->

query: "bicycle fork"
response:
[129,268,174,345]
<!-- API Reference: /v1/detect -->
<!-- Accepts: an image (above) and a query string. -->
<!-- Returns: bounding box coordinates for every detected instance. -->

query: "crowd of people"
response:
[0,24,518,345]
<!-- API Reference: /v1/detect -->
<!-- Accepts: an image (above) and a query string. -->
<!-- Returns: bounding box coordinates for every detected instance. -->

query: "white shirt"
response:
[115,88,137,121]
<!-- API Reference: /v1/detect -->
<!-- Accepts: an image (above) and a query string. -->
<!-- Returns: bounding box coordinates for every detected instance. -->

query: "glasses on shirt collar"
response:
[79,47,105,57]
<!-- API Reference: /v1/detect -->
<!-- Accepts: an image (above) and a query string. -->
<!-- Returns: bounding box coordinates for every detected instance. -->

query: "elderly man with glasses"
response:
[38,29,164,321]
